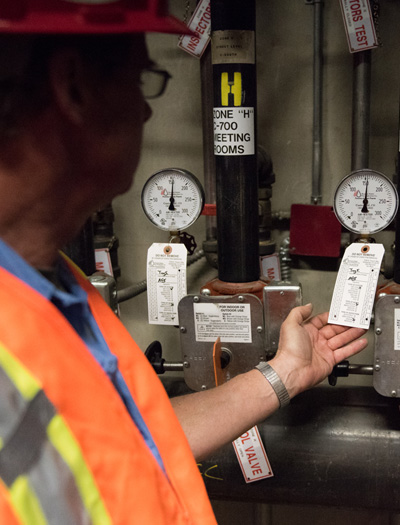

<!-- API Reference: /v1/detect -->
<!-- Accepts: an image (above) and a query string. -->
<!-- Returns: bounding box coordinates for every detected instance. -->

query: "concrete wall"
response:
[112,0,400,522]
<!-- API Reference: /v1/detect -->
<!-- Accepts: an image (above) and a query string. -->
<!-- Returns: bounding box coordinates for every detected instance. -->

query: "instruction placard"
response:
[147,243,187,325]
[213,107,255,156]
[328,243,384,329]
[193,302,252,343]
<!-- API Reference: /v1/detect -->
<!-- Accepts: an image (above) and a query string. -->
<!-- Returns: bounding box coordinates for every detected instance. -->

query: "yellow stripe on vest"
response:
[47,415,111,525]
[0,343,111,525]
[0,343,41,402]
[9,476,48,525]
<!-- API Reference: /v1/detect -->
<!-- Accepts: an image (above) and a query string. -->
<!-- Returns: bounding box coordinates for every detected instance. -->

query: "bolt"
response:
[375,364,381,372]
[201,385,207,390]
[180,326,186,333]
[112,289,117,298]
[257,326,263,333]
[392,390,397,397]
[193,296,199,303]
[395,297,400,304]
[280,291,285,296]
[238,295,244,302]
[375,328,382,335]
[201,288,211,296]
[183,361,190,368]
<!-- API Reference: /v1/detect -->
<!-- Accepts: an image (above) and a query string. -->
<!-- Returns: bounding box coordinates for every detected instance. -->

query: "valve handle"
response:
[145,340,165,374]
[328,360,349,386]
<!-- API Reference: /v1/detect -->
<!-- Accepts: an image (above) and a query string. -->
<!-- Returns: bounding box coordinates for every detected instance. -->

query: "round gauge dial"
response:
[333,169,399,235]
[141,168,205,231]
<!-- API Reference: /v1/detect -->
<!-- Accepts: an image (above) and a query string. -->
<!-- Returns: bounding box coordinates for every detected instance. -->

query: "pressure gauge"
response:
[333,169,399,235]
[141,168,205,231]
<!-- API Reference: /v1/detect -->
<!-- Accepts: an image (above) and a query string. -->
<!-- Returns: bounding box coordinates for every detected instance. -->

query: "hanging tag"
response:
[95,248,114,276]
[213,338,273,483]
[232,427,274,483]
[338,0,378,53]
[328,243,384,329]
[178,0,211,58]
[147,243,187,325]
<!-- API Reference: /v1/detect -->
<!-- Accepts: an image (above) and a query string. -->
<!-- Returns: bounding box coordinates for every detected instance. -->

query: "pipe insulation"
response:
[211,0,259,282]
[164,381,400,510]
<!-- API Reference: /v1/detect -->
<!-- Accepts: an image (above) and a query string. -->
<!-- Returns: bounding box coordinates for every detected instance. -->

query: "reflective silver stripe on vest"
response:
[0,367,92,524]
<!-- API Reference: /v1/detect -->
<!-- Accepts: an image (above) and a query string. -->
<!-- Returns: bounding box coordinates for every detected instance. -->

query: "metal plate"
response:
[178,294,265,391]
[263,282,302,358]
[374,294,400,398]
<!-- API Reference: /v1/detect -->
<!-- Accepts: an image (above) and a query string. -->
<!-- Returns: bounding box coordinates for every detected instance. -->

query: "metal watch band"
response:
[255,362,290,408]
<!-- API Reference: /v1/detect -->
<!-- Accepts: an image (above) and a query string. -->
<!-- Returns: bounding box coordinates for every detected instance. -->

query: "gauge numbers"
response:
[141,168,205,232]
[334,169,398,235]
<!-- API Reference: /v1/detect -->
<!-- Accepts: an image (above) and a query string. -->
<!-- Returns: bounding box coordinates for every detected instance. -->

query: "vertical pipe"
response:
[200,44,217,242]
[393,98,400,284]
[351,50,371,171]
[211,0,259,282]
[311,0,323,205]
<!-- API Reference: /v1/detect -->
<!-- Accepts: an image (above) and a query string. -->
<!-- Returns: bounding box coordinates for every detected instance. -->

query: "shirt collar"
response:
[0,239,87,307]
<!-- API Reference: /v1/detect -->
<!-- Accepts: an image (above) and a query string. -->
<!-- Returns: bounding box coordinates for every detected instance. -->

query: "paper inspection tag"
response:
[233,427,274,483]
[178,0,211,58]
[328,243,384,329]
[147,243,187,326]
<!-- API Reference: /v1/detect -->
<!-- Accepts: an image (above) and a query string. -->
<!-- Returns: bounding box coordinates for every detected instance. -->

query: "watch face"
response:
[334,169,399,235]
[141,168,205,231]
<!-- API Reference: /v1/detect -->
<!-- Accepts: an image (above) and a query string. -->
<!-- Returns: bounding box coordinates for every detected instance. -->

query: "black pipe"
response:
[393,94,400,284]
[211,0,259,282]
[164,380,400,510]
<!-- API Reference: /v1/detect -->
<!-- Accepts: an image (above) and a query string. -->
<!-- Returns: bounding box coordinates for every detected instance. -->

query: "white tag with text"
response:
[339,0,378,53]
[147,243,187,325]
[233,427,273,483]
[328,243,384,329]
[178,0,211,58]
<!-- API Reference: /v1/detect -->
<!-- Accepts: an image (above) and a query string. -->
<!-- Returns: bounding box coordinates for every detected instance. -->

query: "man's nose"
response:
[144,102,153,122]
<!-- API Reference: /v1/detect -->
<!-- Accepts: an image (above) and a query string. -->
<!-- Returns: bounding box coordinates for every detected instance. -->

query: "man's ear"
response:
[48,48,91,125]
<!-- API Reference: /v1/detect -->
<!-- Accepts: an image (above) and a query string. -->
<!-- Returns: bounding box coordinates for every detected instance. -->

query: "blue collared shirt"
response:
[0,239,165,473]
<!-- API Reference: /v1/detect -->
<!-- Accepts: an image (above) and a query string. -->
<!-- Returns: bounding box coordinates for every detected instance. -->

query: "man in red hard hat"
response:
[0,1,367,523]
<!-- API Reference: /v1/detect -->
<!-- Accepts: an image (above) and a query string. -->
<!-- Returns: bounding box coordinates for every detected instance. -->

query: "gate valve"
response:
[328,360,349,386]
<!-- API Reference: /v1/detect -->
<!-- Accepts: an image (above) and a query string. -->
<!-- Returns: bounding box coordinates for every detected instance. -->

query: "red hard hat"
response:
[0,0,190,34]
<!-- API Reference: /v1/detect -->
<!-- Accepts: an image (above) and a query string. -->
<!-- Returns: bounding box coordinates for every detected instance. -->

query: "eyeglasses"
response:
[140,68,172,99]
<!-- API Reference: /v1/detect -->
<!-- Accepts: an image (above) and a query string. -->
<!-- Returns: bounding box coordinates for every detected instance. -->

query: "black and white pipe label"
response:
[213,107,255,156]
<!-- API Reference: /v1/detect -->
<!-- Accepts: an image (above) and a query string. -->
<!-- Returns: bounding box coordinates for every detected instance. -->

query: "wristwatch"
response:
[255,362,290,408]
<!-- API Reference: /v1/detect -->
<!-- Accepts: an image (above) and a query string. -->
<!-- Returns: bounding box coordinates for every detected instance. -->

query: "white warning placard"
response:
[339,0,378,53]
[147,243,187,326]
[328,243,384,329]
[193,302,252,343]
[233,427,273,483]
[213,107,255,156]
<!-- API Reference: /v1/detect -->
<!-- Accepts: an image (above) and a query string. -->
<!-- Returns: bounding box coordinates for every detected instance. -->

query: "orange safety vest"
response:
[0,262,217,524]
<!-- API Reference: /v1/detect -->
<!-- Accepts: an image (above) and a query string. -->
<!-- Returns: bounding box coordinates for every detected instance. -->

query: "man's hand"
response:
[269,303,368,399]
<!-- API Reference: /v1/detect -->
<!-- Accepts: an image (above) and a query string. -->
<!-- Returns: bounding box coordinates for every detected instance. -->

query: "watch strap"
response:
[255,362,290,408]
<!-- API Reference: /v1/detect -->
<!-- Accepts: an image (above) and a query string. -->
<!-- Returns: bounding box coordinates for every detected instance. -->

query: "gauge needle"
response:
[361,179,369,213]
[169,180,175,211]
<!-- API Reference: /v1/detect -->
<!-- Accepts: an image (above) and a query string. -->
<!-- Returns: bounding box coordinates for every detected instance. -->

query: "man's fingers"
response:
[328,326,367,350]
[331,337,368,364]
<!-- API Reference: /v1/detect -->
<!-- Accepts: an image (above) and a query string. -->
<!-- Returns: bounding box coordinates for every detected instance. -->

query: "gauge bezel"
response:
[141,168,205,232]
[333,169,399,235]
